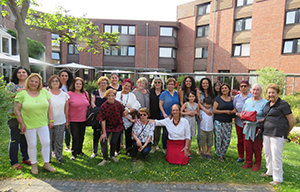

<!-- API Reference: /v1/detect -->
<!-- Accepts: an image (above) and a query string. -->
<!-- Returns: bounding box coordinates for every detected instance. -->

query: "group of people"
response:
[8,68,295,185]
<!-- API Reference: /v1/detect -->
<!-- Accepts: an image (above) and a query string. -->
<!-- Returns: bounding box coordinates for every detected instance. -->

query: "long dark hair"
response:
[181,76,196,92]
[199,77,213,98]
[213,81,222,98]
[58,68,73,90]
[11,67,31,84]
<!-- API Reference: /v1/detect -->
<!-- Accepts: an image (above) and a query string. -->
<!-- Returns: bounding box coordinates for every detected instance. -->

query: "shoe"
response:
[98,159,108,166]
[79,152,86,156]
[150,148,156,153]
[115,151,119,156]
[201,154,207,159]
[260,173,272,177]
[154,146,160,150]
[43,163,56,173]
[196,148,201,155]
[132,157,137,162]
[22,160,31,165]
[64,146,71,152]
[251,165,261,172]
[31,163,38,174]
[206,155,212,160]
[51,151,56,158]
[236,158,244,163]
[90,153,97,158]
[218,156,224,162]
[242,164,252,169]
[58,159,64,164]
[270,181,282,185]
[70,155,76,160]
[111,156,119,162]
[162,149,167,155]
[12,163,22,170]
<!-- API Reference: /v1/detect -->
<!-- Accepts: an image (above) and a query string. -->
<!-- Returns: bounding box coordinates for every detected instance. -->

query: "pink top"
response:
[68,91,90,122]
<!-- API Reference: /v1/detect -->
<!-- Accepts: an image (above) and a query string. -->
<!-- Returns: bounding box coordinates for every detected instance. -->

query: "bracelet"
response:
[49,120,54,123]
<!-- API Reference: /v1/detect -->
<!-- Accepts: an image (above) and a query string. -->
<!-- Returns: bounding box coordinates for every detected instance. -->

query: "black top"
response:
[263,97,292,138]
[149,87,164,119]
[92,89,107,108]
[214,96,234,122]
[108,84,122,92]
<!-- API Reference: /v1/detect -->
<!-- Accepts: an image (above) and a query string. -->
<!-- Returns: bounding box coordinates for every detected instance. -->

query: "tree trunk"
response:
[15,20,30,70]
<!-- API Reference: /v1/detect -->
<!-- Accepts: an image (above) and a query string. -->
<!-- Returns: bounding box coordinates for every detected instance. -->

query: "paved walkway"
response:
[0,179,274,192]
[291,126,300,133]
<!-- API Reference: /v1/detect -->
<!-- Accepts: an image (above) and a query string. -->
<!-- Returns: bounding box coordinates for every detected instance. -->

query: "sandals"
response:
[12,163,22,170]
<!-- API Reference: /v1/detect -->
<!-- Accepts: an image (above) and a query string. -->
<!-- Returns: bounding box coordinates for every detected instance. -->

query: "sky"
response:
[34,0,193,21]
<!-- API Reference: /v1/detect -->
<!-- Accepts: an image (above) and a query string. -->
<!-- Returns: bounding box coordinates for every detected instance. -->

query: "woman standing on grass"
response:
[159,78,179,154]
[58,69,73,152]
[149,77,164,153]
[108,73,122,91]
[14,73,55,174]
[155,104,191,165]
[8,67,31,170]
[262,83,295,185]
[98,89,125,166]
[241,84,267,172]
[213,83,236,162]
[90,76,109,158]
[68,77,90,160]
[133,77,150,109]
[48,75,69,164]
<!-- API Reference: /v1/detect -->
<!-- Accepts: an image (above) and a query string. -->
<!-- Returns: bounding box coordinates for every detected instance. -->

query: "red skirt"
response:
[166,140,190,165]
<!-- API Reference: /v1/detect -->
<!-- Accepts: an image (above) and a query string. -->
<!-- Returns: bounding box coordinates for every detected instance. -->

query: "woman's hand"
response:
[138,145,146,152]
[20,123,26,134]
[100,133,107,142]
[163,113,168,118]
[91,103,96,108]
[181,146,189,157]
[66,121,70,128]
[48,122,54,129]
[136,139,142,148]
[258,118,264,123]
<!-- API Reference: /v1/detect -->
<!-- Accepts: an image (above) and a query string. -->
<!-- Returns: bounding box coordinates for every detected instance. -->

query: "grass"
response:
[0,124,299,192]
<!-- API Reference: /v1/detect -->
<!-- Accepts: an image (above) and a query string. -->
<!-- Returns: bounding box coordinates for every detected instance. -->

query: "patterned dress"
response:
[183,102,197,137]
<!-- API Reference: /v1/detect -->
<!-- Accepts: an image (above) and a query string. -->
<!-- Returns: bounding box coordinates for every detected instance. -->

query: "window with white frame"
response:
[51,33,60,47]
[198,3,210,16]
[2,37,9,53]
[236,0,253,7]
[197,25,209,37]
[160,27,176,37]
[285,9,300,25]
[104,46,135,56]
[235,18,252,32]
[233,43,250,56]
[68,44,79,55]
[195,47,208,58]
[282,39,300,54]
[103,25,136,35]
[159,47,176,58]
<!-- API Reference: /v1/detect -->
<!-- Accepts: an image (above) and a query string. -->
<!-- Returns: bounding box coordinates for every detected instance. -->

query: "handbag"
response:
[240,111,257,122]
[84,92,94,126]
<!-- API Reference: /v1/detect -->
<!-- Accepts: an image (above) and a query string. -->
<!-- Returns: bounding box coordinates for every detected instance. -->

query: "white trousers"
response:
[24,126,50,164]
[263,135,285,182]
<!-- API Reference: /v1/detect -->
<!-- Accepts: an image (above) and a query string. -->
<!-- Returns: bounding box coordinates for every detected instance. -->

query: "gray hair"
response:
[136,77,148,87]
[251,83,262,91]
[151,77,165,88]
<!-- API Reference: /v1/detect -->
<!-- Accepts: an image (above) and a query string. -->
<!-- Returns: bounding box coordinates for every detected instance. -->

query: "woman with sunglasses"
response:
[149,77,164,153]
[131,108,155,162]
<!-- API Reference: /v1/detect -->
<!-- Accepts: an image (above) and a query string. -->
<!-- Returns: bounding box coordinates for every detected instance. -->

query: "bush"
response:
[283,93,300,124]
[257,67,286,95]
[85,81,98,95]
[288,132,300,145]
[0,76,14,127]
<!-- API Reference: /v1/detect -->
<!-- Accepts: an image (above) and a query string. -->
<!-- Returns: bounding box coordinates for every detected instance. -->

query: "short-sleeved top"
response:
[67,91,90,122]
[233,92,253,127]
[108,84,122,91]
[242,98,268,123]
[263,98,292,138]
[98,100,124,132]
[92,89,107,108]
[149,88,164,119]
[155,118,191,140]
[49,90,69,125]
[132,89,150,109]
[214,96,234,123]
[159,90,179,116]
[132,120,155,143]
[15,89,51,129]
[200,109,214,132]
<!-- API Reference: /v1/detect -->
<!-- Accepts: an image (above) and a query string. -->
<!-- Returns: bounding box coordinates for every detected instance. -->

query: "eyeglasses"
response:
[52,80,59,83]
[154,81,161,84]
[139,113,147,116]
[167,84,175,86]
[240,85,248,88]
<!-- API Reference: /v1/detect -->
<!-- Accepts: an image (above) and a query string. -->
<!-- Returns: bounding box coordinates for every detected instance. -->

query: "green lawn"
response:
[0,124,299,192]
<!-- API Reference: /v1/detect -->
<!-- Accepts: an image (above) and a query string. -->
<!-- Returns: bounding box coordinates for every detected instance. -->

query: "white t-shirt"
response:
[155,118,191,140]
[49,90,69,125]
[199,110,214,132]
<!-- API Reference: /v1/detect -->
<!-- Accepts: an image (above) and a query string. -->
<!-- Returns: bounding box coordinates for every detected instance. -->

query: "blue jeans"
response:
[132,141,152,158]
[8,118,29,165]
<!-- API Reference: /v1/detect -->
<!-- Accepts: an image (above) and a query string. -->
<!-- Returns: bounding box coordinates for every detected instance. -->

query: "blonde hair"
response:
[266,83,280,94]
[138,107,150,116]
[166,78,176,85]
[136,77,148,87]
[104,88,117,98]
[151,77,164,88]
[97,76,110,86]
[169,104,182,119]
[25,73,43,91]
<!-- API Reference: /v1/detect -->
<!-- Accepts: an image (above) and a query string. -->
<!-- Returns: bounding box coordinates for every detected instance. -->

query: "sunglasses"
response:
[154,81,161,84]
[240,85,248,88]
[139,113,147,116]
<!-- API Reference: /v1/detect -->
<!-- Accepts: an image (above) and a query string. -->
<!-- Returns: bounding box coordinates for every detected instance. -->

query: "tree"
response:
[0,0,119,69]
[257,67,286,95]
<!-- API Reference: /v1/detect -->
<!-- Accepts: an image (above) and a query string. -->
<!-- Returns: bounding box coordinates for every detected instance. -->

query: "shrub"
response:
[257,67,286,95]
[283,93,300,124]
[0,76,14,127]
[85,80,98,95]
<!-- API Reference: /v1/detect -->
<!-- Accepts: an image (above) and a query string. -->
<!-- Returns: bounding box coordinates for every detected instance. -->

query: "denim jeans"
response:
[132,141,152,158]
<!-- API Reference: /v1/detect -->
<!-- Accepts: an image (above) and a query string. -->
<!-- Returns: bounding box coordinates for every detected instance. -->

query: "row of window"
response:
[286,9,300,25]
[195,43,250,58]
[104,46,135,56]
[104,25,136,35]
[160,27,177,37]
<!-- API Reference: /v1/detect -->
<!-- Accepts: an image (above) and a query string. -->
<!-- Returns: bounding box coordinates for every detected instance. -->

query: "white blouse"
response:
[155,118,191,140]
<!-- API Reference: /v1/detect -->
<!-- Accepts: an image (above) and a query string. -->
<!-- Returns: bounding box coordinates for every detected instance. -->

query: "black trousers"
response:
[101,132,121,160]
[92,124,101,154]
[70,122,86,156]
